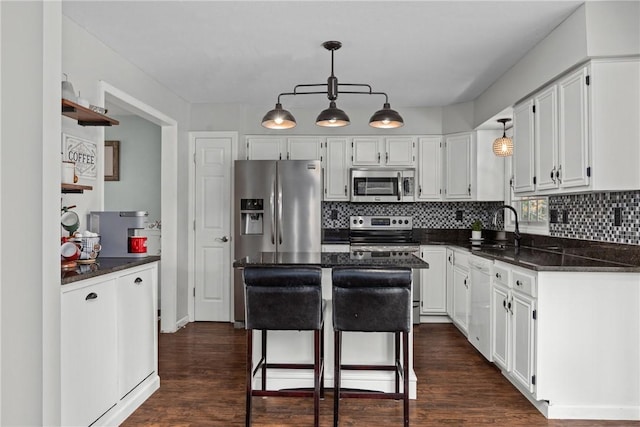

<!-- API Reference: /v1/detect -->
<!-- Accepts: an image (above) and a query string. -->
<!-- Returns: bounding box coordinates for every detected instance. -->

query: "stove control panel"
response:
[350,215,413,230]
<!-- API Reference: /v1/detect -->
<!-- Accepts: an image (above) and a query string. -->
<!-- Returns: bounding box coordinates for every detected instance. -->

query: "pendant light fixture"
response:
[493,118,513,157]
[261,41,404,130]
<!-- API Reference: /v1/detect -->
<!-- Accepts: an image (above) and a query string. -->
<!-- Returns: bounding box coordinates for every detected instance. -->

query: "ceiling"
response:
[62,1,582,116]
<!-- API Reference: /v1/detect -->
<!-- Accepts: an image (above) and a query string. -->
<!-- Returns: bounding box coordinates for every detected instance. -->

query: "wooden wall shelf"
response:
[61,183,93,194]
[61,99,119,126]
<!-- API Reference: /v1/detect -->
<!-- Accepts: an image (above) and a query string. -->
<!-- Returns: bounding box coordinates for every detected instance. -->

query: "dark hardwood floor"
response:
[122,322,639,426]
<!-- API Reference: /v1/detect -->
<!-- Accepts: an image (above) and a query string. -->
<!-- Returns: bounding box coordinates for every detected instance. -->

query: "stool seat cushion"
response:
[244,266,323,331]
[332,267,412,333]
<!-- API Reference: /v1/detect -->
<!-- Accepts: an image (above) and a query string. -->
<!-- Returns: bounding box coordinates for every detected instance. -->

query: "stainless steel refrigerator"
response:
[233,160,322,325]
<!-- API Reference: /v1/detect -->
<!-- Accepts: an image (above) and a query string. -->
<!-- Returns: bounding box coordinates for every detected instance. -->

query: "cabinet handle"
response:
[503,299,508,311]
[344,185,347,196]
[134,277,143,284]
[386,152,389,163]
[377,152,381,163]
[556,165,562,184]
[495,272,501,279]
[419,185,422,196]
[550,166,557,184]
[85,292,98,301]
[464,278,468,288]
[468,184,471,196]
[448,255,452,264]
[508,300,513,314]
[510,176,514,189]
[516,280,522,287]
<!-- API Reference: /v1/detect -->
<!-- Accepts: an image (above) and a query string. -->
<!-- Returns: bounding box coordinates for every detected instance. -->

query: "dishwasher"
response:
[468,255,492,360]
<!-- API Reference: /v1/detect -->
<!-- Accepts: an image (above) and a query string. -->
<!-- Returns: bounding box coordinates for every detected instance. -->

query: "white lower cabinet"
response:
[419,246,447,315]
[117,267,156,398]
[450,249,470,335]
[62,262,159,427]
[62,279,118,427]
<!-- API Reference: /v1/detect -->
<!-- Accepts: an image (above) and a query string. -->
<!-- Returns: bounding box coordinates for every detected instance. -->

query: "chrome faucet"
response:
[492,205,521,248]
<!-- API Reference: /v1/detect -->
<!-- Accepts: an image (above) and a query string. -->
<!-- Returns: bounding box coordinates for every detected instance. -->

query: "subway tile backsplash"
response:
[323,189,640,246]
[549,190,640,245]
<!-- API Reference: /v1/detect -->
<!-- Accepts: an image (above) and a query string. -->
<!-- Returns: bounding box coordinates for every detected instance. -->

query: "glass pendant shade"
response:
[369,103,404,129]
[493,136,513,156]
[316,101,350,127]
[261,103,296,129]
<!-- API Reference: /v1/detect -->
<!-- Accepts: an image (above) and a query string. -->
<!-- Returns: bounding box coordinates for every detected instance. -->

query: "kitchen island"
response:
[234,251,429,399]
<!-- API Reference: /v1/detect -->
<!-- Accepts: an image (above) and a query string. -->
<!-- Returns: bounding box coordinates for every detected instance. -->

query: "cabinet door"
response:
[452,266,469,335]
[118,267,156,399]
[352,137,382,165]
[385,137,415,166]
[534,86,559,191]
[419,247,447,314]
[246,137,285,160]
[62,280,118,427]
[491,284,511,372]
[417,136,442,200]
[287,137,323,160]
[513,100,535,193]
[558,66,590,189]
[445,249,454,316]
[511,291,536,394]
[444,133,472,199]
[324,138,350,200]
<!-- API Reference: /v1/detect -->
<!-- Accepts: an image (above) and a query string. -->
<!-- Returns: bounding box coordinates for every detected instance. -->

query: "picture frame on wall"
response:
[104,140,120,181]
[62,133,98,179]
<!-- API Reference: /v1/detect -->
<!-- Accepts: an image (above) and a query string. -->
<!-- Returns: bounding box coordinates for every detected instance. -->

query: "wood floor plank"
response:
[121,323,639,426]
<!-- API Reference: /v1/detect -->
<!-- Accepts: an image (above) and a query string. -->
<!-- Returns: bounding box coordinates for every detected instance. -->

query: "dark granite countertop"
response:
[61,256,161,285]
[321,228,640,272]
[233,252,429,269]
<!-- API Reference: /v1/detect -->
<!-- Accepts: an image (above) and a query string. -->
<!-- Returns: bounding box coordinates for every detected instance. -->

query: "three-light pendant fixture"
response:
[261,41,404,130]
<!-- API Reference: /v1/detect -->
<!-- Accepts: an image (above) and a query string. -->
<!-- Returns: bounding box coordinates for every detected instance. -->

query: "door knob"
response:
[217,236,229,243]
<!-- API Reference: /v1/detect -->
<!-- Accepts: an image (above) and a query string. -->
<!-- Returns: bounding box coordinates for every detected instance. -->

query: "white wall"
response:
[62,15,191,326]
[442,101,475,134]
[104,115,162,223]
[1,2,61,425]
[586,1,640,57]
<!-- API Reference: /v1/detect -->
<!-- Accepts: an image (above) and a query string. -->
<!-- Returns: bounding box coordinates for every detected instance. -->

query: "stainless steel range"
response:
[349,215,421,324]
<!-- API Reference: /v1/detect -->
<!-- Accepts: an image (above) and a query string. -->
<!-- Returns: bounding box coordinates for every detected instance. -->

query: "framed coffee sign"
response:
[62,133,97,179]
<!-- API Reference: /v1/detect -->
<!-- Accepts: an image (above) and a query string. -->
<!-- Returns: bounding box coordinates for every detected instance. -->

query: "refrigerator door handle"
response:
[270,177,276,245]
[277,169,283,245]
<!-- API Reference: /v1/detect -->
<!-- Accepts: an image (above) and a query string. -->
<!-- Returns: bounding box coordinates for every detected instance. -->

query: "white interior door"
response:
[194,136,232,321]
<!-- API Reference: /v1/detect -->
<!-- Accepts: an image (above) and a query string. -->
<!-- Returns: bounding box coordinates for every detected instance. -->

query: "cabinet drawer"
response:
[512,270,536,297]
[453,250,469,269]
[493,264,510,287]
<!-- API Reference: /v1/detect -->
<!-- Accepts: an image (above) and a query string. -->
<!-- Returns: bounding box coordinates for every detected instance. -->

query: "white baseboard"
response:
[176,315,189,329]
[420,315,452,323]
[96,373,160,426]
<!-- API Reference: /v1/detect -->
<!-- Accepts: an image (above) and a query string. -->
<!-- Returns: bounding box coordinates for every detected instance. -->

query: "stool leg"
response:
[320,323,325,399]
[261,330,267,390]
[395,332,401,395]
[246,330,253,427]
[403,331,409,427]
[334,330,341,427]
[314,329,320,427]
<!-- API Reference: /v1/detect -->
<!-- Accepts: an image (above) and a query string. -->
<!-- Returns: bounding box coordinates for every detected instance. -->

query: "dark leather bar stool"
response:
[332,267,412,427]
[243,266,325,427]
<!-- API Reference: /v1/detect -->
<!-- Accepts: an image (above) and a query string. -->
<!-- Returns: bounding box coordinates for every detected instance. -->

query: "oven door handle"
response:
[397,172,402,201]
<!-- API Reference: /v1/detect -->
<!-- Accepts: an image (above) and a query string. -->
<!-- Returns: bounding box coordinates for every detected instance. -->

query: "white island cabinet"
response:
[62,261,159,427]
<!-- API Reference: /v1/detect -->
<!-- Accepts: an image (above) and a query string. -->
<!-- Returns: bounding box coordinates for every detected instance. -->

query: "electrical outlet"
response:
[456,210,463,221]
[549,209,559,224]
[331,209,339,220]
[562,210,569,224]
[614,207,622,226]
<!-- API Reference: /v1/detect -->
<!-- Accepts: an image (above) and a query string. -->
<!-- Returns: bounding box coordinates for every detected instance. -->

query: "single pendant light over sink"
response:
[261,41,404,130]
[493,118,513,157]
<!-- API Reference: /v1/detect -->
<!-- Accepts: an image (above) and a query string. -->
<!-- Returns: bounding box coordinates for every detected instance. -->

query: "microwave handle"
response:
[397,172,402,201]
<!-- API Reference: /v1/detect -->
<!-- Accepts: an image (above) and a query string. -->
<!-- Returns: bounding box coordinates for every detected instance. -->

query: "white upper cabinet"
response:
[352,136,415,166]
[417,136,442,200]
[323,137,350,201]
[513,100,536,193]
[444,133,472,199]
[513,58,640,195]
[246,136,322,160]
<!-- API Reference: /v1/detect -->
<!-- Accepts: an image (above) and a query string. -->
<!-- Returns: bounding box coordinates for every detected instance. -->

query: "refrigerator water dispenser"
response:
[240,199,263,235]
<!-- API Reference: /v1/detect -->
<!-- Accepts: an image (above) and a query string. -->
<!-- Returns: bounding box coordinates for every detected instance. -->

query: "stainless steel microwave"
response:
[350,168,415,203]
